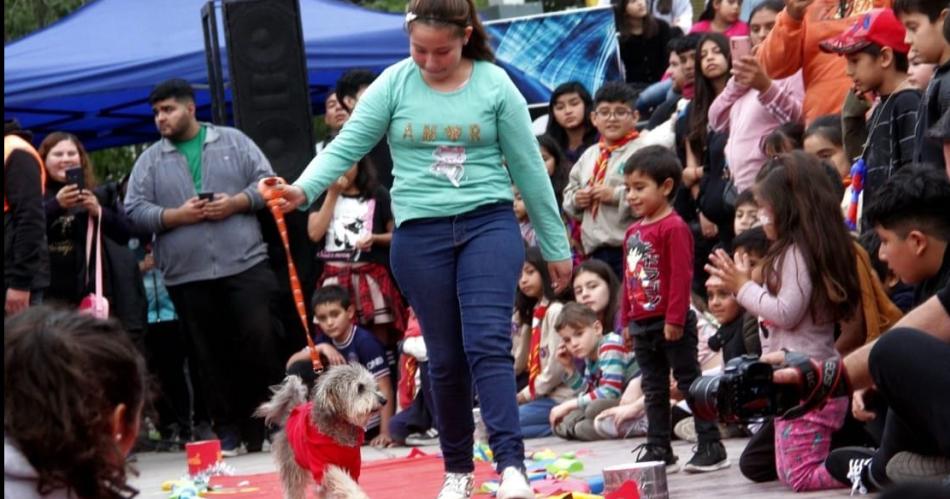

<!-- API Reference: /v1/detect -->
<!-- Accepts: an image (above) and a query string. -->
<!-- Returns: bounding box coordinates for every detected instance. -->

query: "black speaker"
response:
[223,0,314,180]
[223,0,317,351]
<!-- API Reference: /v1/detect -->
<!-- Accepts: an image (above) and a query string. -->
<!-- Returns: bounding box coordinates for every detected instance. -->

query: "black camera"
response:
[690,355,800,424]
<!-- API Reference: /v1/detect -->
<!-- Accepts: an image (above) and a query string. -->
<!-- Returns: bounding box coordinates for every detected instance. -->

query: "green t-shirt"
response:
[293,58,570,261]
[173,125,207,191]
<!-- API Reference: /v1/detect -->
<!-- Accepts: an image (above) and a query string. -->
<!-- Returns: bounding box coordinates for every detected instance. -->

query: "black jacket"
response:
[4,148,50,291]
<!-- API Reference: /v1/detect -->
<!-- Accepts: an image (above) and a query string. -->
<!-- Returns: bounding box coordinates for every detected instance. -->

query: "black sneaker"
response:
[825,446,885,495]
[684,441,730,473]
[632,443,679,474]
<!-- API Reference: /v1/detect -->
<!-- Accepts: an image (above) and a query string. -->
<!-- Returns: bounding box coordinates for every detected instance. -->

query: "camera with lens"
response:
[690,354,800,424]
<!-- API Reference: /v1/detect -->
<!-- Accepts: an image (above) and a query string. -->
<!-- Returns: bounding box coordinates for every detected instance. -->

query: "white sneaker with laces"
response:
[436,472,474,499]
[496,467,533,499]
[847,458,872,495]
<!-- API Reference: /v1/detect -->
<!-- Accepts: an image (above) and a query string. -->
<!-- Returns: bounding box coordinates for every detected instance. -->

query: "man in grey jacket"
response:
[125,79,284,455]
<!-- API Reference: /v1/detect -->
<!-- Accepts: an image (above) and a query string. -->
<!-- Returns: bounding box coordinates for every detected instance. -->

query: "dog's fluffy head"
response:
[312,362,385,429]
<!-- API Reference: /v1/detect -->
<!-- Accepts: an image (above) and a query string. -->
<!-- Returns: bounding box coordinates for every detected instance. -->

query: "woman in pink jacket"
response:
[707,0,805,192]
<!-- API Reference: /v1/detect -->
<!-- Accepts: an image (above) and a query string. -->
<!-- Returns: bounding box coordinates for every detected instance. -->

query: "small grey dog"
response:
[255,363,386,499]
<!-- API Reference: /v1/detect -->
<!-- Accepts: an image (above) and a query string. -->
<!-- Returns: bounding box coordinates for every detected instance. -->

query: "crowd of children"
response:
[7,0,948,497]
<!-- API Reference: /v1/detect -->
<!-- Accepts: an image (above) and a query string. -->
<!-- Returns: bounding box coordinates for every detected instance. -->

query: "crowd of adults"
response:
[4,0,949,497]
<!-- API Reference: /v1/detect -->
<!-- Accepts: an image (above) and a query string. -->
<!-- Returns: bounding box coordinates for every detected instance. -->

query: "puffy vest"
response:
[3,135,47,213]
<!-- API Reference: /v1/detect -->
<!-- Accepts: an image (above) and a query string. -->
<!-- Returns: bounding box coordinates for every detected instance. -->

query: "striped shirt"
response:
[564,333,639,409]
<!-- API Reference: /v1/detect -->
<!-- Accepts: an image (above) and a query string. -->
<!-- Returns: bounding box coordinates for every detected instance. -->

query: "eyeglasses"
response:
[594,108,633,120]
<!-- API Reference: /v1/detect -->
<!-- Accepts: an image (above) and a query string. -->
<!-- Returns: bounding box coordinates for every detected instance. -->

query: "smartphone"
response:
[198,192,215,201]
[731,36,752,61]
[65,167,84,190]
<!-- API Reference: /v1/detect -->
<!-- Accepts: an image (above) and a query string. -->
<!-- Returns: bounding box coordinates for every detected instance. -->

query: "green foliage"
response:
[4,0,89,43]
[89,145,147,182]
[354,0,489,14]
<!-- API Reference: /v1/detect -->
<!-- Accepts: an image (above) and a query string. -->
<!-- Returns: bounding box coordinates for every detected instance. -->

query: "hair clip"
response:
[405,11,418,25]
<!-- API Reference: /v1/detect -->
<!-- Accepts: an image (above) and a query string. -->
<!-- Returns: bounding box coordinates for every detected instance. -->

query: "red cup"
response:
[185,440,222,476]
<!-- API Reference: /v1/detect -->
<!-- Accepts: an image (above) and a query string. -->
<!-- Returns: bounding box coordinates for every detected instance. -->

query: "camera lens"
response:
[689,375,721,421]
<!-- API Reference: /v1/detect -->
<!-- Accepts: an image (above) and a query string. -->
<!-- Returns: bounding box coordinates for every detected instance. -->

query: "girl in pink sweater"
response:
[707,0,804,193]
[690,0,749,37]
[705,152,861,491]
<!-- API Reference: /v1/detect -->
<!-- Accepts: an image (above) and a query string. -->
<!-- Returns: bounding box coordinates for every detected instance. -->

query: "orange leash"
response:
[258,177,324,375]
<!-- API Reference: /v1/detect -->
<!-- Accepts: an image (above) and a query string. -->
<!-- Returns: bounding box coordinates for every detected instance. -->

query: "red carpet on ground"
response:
[206,450,496,497]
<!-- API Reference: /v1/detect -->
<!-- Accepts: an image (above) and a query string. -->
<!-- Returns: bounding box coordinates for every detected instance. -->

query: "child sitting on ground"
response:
[549,303,638,441]
[513,247,572,438]
[622,145,728,473]
[390,308,438,447]
[286,285,395,447]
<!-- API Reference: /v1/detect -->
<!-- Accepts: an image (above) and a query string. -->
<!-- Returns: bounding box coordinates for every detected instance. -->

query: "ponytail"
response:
[406,0,494,62]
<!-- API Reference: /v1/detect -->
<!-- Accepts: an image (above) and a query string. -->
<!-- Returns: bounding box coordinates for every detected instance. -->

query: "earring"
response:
[115,434,123,442]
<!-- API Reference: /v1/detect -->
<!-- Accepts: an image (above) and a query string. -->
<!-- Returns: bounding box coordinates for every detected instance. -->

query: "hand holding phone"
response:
[65,167,84,191]
[198,192,215,202]
[730,36,752,62]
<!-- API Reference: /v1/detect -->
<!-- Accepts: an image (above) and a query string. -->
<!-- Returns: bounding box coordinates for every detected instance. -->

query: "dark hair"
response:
[731,225,770,257]
[804,114,844,147]
[406,0,494,62]
[572,259,621,330]
[688,33,732,156]
[623,145,683,199]
[863,166,950,239]
[351,156,380,199]
[749,0,785,21]
[946,6,950,42]
[545,82,598,153]
[538,134,571,208]
[858,230,889,282]
[753,152,860,323]
[699,0,741,22]
[893,0,948,21]
[762,121,804,156]
[555,301,601,332]
[616,0,660,39]
[594,81,640,109]
[311,284,352,311]
[858,43,910,72]
[38,132,98,190]
[4,307,146,499]
[673,33,703,55]
[334,69,376,112]
[735,189,757,208]
[515,246,557,325]
[654,0,674,15]
[148,78,195,105]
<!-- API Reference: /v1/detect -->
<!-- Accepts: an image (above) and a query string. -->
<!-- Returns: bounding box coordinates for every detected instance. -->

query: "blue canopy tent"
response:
[4,0,409,151]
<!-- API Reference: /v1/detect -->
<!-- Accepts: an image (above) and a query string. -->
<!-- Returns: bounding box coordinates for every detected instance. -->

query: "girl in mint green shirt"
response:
[275,2,569,497]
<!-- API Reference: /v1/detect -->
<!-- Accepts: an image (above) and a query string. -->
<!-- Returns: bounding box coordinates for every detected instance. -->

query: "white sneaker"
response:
[436,472,474,499]
[496,467,533,499]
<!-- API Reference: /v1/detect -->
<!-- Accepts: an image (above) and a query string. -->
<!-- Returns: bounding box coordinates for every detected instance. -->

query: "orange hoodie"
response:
[757,0,892,124]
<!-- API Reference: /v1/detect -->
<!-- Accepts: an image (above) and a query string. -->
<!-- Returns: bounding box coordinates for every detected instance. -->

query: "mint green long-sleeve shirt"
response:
[293,58,570,261]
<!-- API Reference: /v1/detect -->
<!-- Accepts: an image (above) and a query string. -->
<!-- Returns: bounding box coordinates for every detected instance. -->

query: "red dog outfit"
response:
[285,402,365,483]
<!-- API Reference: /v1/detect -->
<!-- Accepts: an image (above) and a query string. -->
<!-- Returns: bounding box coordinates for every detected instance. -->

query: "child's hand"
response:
[555,342,575,372]
[732,55,771,92]
[705,248,752,294]
[595,402,644,426]
[355,233,375,251]
[574,188,593,209]
[316,344,346,366]
[548,402,574,428]
[370,432,395,448]
[663,323,683,342]
[852,388,877,422]
[590,184,616,203]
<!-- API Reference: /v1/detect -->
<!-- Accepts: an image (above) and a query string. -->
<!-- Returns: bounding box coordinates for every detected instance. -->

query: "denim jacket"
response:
[125,124,274,286]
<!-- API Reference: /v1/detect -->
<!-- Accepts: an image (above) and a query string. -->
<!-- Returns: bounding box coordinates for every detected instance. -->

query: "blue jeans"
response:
[390,202,526,473]
[519,397,558,438]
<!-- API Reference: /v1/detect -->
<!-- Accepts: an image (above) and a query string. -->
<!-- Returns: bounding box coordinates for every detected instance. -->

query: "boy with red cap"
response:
[821,8,921,233]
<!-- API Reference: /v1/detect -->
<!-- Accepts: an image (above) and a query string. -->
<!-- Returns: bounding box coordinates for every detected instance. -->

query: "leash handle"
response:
[258,177,324,375]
